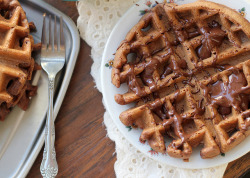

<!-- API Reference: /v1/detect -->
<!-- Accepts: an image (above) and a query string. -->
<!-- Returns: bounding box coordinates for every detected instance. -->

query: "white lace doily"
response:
[76,0,228,177]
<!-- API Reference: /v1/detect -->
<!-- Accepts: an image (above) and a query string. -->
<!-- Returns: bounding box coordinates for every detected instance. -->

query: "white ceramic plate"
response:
[101,0,250,169]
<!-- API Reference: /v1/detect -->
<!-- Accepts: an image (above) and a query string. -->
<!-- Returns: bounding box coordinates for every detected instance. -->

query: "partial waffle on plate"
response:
[0,0,39,120]
[112,0,250,160]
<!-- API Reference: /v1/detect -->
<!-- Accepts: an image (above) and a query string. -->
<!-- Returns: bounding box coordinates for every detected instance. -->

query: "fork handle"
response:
[40,76,58,178]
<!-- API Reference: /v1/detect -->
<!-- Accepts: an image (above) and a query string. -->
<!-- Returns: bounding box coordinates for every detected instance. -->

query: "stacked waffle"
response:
[0,0,39,120]
[112,0,250,160]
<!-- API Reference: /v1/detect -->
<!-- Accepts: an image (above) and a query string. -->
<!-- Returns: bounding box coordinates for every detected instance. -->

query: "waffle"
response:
[112,0,250,160]
[0,0,39,121]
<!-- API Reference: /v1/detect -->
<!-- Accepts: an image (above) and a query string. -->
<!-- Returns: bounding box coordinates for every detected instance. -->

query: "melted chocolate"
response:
[161,65,173,79]
[148,98,162,109]
[182,77,195,88]
[162,107,185,143]
[161,58,189,79]
[149,93,168,120]
[178,59,188,70]
[209,71,248,114]
[197,21,226,60]
[127,65,145,96]
[197,43,211,60]
[218,106,231,116]
[171,112,185,143]
[196,98,205,115]
[173,24,200,43]
[141,58,160,91]
[175,29,188,43]
[215,64,232,72]
[161,58,179,79]
[191,88,200,94]
[174,23,200,42]
[240,94,250,110]
[162,105,186,148]
[187,30,200,39]
[154,104,168,120]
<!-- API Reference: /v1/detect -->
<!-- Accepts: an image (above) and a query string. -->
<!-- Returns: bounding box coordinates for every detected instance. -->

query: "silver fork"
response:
[40,13,65,178]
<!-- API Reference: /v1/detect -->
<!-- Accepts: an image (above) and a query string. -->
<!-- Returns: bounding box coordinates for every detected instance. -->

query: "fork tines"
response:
[42,13,65,53]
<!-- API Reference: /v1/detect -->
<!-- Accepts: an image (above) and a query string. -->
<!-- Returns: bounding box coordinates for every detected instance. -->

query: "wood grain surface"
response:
[27,1,249,177]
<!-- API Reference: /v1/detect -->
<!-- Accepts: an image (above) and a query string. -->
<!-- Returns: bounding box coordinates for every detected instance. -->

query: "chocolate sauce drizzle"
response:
[182,77,195,88]
[146,89,202,149]
[195,98,205,116]
[141,58,160,91]
[127,65,146,97]
[203,69,249,116]
[160,94,187,148]
[148,97,169,120]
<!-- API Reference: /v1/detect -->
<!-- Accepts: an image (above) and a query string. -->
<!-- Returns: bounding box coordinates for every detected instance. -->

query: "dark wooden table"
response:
[27,1,249,177]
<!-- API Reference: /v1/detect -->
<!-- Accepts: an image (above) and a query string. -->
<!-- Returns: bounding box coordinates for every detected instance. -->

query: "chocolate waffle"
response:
[0,0,39,120]
[112,0,250,160]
